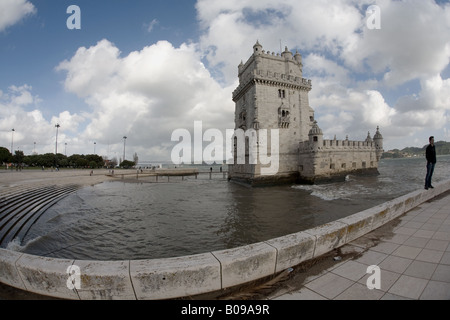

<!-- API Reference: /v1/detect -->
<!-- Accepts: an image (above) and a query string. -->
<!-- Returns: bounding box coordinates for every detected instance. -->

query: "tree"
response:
[120,160,135,168]
[12,150,25,165]
[41,153,58,167]
[0,147,11,163]
[86,154,103,167]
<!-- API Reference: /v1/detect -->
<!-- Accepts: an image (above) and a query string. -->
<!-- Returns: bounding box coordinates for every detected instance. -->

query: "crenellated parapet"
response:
[233,42,312,102]
[299,139,377,153]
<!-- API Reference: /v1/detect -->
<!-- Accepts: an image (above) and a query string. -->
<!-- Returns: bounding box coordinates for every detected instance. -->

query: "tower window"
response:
[278,89,286,99]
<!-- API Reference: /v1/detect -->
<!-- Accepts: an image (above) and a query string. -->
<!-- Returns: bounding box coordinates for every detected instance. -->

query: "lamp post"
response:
[94,142,96,155]
[11,129,15,154]
[55,124,60,154]
[123,136,127,162]
[65,143,67,156]
[55,124,60,167]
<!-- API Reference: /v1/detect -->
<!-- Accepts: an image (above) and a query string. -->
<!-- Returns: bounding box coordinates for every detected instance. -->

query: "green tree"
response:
[86,154,103,167]
[24,154,39,166]
[120,160,135,168]
[40,153,58,167]
[12,150,25,165]
[0,147,11,163]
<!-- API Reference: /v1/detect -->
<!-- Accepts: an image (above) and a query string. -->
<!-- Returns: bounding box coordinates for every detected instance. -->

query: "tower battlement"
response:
[233,42,311,102]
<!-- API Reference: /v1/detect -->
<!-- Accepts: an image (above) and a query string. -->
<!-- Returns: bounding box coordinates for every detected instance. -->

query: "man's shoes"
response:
[430,185,434,189]
[425,187,429,190]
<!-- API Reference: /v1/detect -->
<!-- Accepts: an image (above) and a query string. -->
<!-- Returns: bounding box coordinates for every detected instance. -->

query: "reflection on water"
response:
[13,155,450,260]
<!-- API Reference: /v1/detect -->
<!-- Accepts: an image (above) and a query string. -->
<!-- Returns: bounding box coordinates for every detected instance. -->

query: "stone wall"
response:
[298,139,379,183]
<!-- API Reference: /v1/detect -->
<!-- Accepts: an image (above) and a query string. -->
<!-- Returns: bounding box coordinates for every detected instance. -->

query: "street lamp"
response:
[11,129,15,154]
[65,143,67,156]
[123,136,127,162]
[55,124,60,154]
[94,142,96,155]
[55,124,60,167]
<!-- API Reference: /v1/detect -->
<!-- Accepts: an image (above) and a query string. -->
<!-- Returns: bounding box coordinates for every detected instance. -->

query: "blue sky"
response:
[1,0,198,119]
[1,0,450,161]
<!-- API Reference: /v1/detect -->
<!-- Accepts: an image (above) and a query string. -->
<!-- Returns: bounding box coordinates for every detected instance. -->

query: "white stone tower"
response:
[228,41,383,185]
[228,41,315,184]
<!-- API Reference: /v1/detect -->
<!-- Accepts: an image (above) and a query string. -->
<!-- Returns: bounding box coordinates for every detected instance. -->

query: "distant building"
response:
[228,41,383,185]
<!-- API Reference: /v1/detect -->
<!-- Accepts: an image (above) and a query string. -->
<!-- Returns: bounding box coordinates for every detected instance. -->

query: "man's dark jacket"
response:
[426,144,436,164]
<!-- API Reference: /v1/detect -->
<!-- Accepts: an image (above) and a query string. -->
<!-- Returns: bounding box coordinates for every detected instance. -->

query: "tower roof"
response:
[374,126,383,139]
[309,121,323,136]
[253,40,262,53]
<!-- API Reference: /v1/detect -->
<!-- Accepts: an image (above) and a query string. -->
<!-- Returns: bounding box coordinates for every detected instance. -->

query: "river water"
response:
[11,155,450,260]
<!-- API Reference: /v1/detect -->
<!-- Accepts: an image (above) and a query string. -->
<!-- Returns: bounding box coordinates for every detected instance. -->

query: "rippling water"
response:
[12,155,450,260]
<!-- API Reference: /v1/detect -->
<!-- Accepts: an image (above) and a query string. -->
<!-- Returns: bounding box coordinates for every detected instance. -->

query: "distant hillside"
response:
[382,140,450,159]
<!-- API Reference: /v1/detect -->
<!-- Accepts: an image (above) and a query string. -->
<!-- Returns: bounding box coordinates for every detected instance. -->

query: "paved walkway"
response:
[269,191,450,300]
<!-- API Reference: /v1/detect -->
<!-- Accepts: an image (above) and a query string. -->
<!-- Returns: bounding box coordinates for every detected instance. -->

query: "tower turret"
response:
[294,50,302,64]
[253,40,262,54]
[373,126,384,161]
[309,121,323,151]
[281,46,293,59]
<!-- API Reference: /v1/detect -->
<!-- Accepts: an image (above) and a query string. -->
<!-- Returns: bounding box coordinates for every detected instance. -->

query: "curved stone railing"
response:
[1,179,450,300]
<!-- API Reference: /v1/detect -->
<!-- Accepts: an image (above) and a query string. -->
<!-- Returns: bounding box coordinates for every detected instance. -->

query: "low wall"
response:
[1,179,450,300]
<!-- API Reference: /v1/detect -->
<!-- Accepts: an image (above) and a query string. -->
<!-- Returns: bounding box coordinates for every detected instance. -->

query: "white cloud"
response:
[0,85,84,155]
[392,74,450,130]
[144,19,159,33]
[0,0,35,32]
[344,0,450,86]
[197,0,364,84]
[51,111,85,134]
[56,39,235,161]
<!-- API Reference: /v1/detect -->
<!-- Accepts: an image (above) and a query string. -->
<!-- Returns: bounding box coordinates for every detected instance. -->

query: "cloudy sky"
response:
[1,0,450,162]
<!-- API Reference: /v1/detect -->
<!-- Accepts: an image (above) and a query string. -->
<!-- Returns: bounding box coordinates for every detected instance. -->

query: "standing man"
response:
[425,136,436,190]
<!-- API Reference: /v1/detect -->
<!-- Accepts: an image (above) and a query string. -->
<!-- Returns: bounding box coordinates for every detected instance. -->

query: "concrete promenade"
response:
[269,190,450,300]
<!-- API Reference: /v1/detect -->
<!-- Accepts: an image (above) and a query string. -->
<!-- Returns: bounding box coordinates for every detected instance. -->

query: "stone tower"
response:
[228,41,383,185]
[228,41,315,184]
